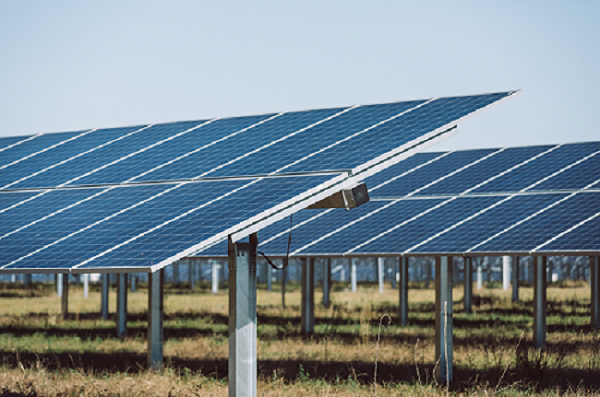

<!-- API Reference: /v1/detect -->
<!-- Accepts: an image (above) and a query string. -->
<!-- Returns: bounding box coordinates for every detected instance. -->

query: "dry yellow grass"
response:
[0,281,599,396]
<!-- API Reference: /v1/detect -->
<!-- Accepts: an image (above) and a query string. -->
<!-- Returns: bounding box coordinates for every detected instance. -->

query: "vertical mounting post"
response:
[267,261,272,292]
[399,256,409,326]
[476,259,483,290]
[212,260,220,294]
[148,268,165,369]
[101,273,109,320]
[281,261,286,308]
[117,273,128,337]
[464,257,472,314]
[377,257,385,294]
[435,256,453,384]
[56,274,63,297]
[24,274,32,286]
[61,274,69,320]
[512,256,520,302]
[391,257,397,289]
[323,258,331,308]
[228,233,258,397]
[351,258,357,293]
[131,274,136,293]
[590,256,600,330]
[301,258,315,335]
[173,262,180,288]
[503,256,511,291]
[533,256,547,349]
[189,259,195,290]
[83,274,89,299]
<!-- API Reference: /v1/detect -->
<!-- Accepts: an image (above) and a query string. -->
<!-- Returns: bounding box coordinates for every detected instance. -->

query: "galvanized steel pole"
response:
[323,258,331,308]
[435,256,453,384]
[116,273,128,337]
[590,256,600,330]
[533,256,547,349]
[301,258,315,335]
[399,257,409,326]
[148,269,164,369]
[512,256,520,302]
[464,257,472,314]
[228,233,258,397]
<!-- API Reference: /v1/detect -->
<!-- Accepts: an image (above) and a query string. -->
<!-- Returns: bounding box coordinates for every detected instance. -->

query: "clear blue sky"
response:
[1,1,598,151]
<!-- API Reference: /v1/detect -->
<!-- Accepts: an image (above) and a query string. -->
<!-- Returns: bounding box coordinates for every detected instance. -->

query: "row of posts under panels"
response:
[3,255,598,392]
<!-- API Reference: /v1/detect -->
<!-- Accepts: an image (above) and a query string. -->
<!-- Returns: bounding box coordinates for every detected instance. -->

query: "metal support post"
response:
[503,256,511,291]
[148,268,164,369]
[377,257,385,294]
[56,274,63,297]
[117,273,128,337]
[301,258,315,334]
[24,274,32,286]
[101,273,109,320]
[476,260,483,290]
[281,262,286,308]
[351,258,357,292]
[228,233,258,397]
[83,274,89,298]
[131,274,136,293]
[464,257,472,314]
[452,257,459,287]
[189,260,195,289]
[533,256,547,349]
[391,257,397,289]
[435,256,453,384]
[61,274,69,320]
[512,256,520,302]
[323,258,331,308]
[590,256,600,330]
[267,262,272,291]
[173,263,180,287]
[212,260,220,294]
[399,257,409,325]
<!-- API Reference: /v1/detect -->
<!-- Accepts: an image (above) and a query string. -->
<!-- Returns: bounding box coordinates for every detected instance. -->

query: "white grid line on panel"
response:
[290,200,400,256]
[0,134,43,154]
[406,148,505,197]
[71,179,263,270]
[532,209,600,253]
[274,99,435,174]
[351,91,522,179]
[0,191,49,215]
[461,144,562,194]
[60,120,218,187]
[368,151,452,194]
[1,183,181,269]
[520,148,600,192]
[130,113,283,182]
[1,125,154,190]
[259,208,336,247]
[346,198,456,254]
[0,129,96,173]
[191,107,359,180]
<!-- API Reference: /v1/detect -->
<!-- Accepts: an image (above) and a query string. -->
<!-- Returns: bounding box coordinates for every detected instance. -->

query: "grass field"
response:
[0,280,599,396]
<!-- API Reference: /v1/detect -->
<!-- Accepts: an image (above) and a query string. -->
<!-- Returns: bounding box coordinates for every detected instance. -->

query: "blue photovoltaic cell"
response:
[0,131,87,169]
[138,108,347,182]
[207,101,426,177]
[0,185,172,268]
[539,209,600,253]
[0,191,40,212]
[0,136,33,152]
[352,196,503,254]
[417,145,555,196]
[532,151,600,191]
[0,189,103,238]
[68,175,333,270]
[79,115,273,185]
[282,92,514,174]
[363,152,443,194]
[412,193,568,254]
[259,201,392,255]
[471,192,600,253]
[371,149,496,197]
[3,126,144,189]
[472,142,600,193]
[47,121,205,187]
[294,199,445,255]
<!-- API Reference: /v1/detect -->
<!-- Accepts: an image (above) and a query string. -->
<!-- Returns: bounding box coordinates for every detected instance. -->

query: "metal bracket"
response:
[305,182,369,209]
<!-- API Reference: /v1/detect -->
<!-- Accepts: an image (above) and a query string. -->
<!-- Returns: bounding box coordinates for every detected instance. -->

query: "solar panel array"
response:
[0,91,518,273]
[196,141,600,258]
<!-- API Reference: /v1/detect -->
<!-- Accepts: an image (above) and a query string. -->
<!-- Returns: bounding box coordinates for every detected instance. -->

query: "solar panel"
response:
[192,140,600,259]
[0,91,519,273]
